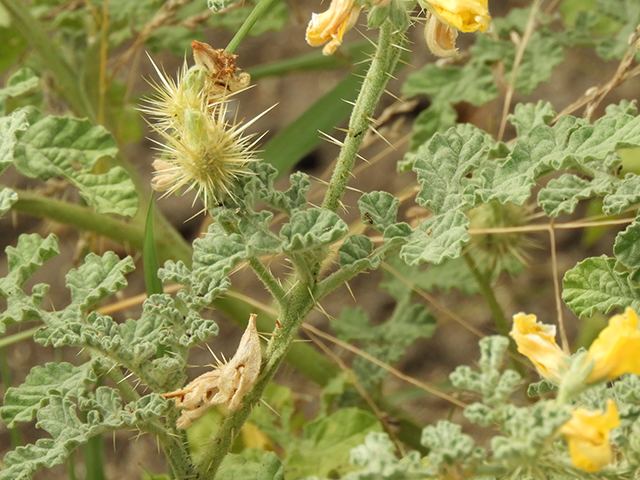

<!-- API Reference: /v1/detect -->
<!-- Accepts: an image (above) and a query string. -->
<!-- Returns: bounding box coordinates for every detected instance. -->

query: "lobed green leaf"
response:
[0,69,39,114]
[338,235,379,270]
[602,173,640,215]
[400,211,470,266]
[537,173,615,216]
[421,421,476,469]
[13,115,138,217]
[358,191,400,232]
[614,218,640,270]
[508,101,556,138]
[343,432,426,480]
[0,109,29,174]
[410,129,489,215]
[0,361,97,428]
[66,251,135,311]
[0,188,18,216]
[562,255,640,317]
[280,209,348,252]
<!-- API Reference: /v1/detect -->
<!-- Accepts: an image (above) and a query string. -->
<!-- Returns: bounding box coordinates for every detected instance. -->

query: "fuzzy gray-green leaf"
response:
[537,173,615,216]
[13,115,138,217]
[0,69,39,114]
[280,209,348,252]
[0,109,28,173]
[614,218,640,270]
[66,252,135,311]
[0,188,17,216]
[479,108,640,205]
[602,173,640,215]
[2,233,59,288]
[1,362,97,428]
[410,129,488,215]
[508,101,556,138]
[563,255,640,317]
[358,191,400,232]
[400,211,470,266]
[338,235,379,270]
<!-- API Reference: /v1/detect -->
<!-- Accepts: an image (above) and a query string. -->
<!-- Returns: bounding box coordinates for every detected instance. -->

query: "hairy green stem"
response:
[246,257,288,305]
[316,240,402,299]
[0,326,39,349]
[463,253,526,376]
[141,420,193,479]
[225,0,276,54]
[84,432,106,480]
[0,0,96,121]
[11,188,192,266]
[100,359,140,403]
[193,24,409,476]
[322,21,404,213]
[463,253,509,336]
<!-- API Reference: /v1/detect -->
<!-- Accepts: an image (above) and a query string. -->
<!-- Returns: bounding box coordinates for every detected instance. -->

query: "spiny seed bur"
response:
[163,314,262,429]
[141,41,266,209]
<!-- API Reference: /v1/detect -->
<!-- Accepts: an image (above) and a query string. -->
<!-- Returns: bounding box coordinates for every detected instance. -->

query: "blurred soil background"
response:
[1,0,640,477]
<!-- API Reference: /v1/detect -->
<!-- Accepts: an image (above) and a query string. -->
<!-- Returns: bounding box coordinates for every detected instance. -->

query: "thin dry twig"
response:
[547,218,568,353]
[302,322,468,409]
[554,34,640,121]
[497,0,542,141]
[305,330,407,456]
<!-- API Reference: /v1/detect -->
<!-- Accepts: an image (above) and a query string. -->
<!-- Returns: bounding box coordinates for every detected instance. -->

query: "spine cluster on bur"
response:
[141,41,265,210]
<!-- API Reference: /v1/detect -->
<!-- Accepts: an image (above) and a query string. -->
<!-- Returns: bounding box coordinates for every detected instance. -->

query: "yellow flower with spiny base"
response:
[560,399,620,473]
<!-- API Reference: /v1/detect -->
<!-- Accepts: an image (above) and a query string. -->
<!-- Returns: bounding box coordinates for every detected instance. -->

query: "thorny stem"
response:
[195,21,409,478]
[322,20,405,213]
[141,420,193,479]
[246,257,288,306]
[316,239,402,299]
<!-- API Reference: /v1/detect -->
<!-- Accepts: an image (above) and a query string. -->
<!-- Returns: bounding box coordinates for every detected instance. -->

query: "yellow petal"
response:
[560,400,620,473]
[509,313,566,381]
[424,11,459,58]
[425,0,490,33]
[306,0,361,55]
[587,307,640,382]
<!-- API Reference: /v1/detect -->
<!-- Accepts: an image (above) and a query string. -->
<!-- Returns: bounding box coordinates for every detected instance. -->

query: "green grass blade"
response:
[143,192,163,296]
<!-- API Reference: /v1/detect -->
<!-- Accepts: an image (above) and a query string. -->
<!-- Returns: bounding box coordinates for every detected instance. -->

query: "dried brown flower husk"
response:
[191,40,251,95]
[163,314,262,429]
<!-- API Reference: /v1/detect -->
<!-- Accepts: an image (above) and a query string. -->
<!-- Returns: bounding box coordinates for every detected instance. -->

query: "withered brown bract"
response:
[163,314,262,429]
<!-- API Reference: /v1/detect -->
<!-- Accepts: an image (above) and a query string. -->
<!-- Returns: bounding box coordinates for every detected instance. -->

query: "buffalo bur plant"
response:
[2,0,640,478]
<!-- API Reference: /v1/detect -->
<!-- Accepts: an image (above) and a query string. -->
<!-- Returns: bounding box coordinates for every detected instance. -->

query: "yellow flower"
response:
[306,0,362,55]
[559,399,620,473]
[509,312,567,381]
[586,307,640,382]
[510,308,640,384]
[422,0,490,57]
[425,0,490,33]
